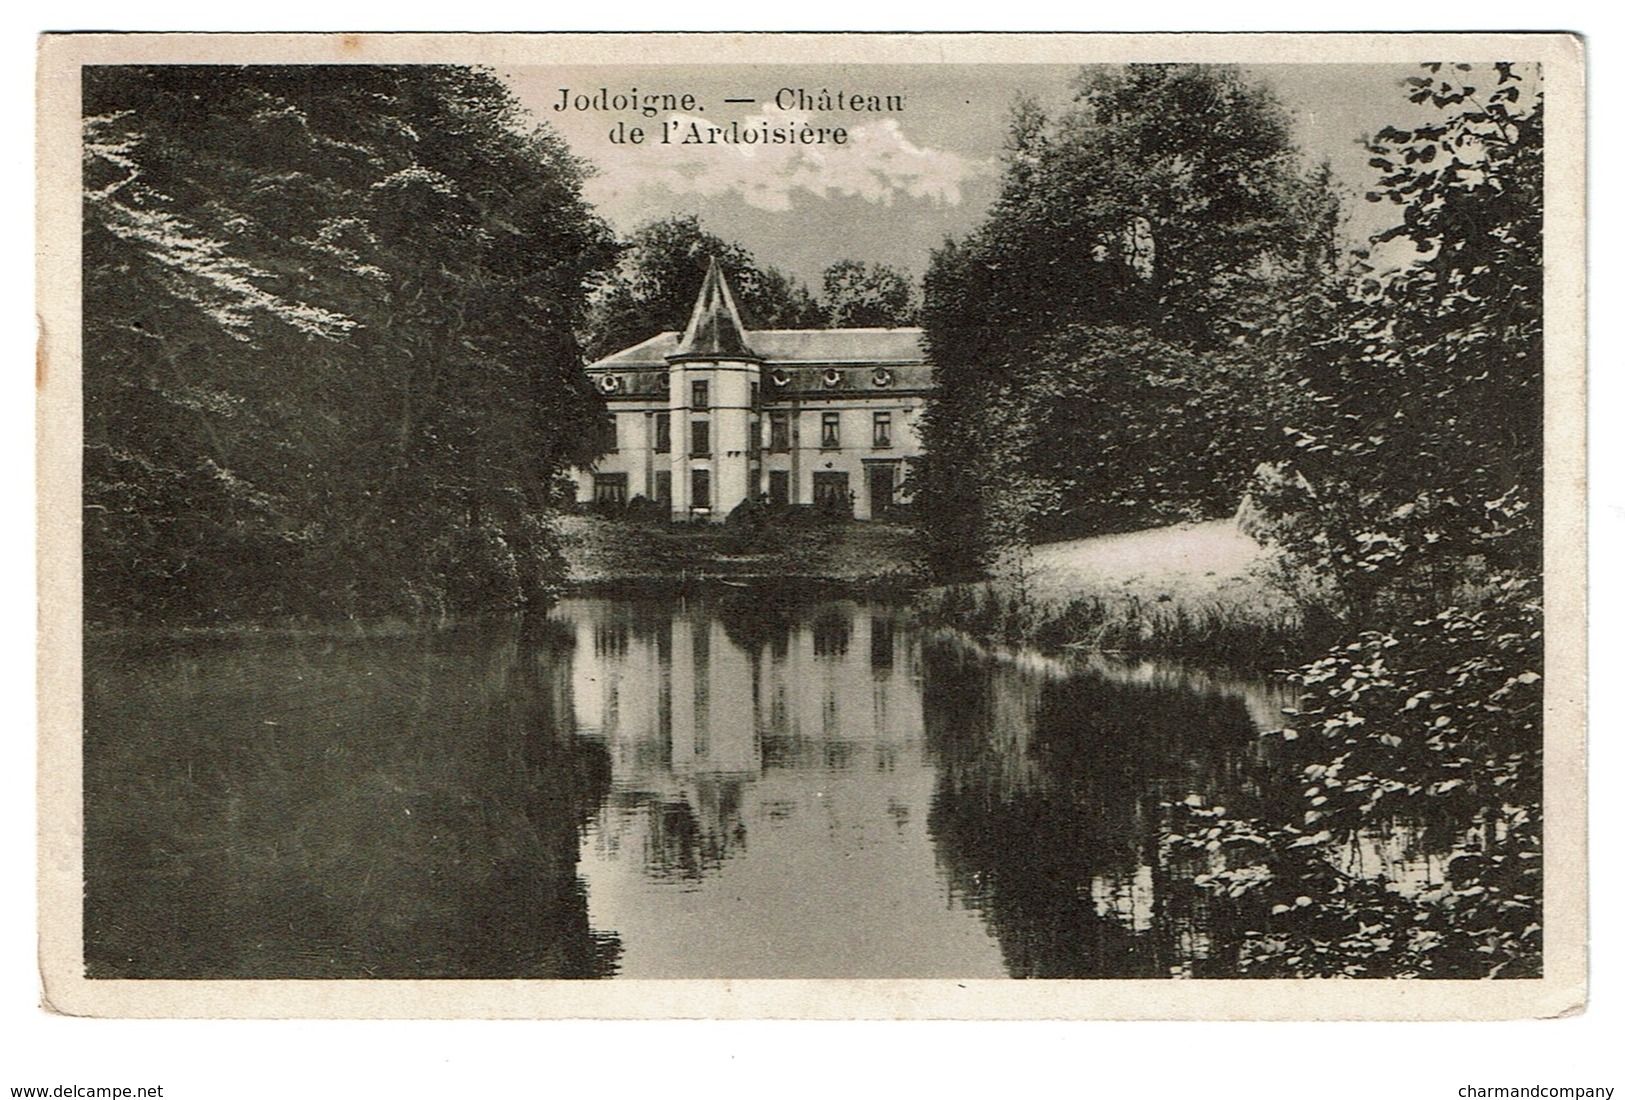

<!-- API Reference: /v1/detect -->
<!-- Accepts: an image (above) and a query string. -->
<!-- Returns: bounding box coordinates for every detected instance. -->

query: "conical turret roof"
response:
[670,257,760,362]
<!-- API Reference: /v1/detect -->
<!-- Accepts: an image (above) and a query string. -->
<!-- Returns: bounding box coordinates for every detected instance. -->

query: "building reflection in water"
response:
[556,595,1006,978]
[555,594,1319,979]
[87,592,1340,981]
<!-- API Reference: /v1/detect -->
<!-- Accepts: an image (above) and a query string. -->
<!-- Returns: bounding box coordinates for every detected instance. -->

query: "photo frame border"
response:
[36,29,1587,1020]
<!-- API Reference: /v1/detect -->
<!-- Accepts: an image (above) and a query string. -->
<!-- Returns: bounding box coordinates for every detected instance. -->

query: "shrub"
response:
[1164,580,1542,977]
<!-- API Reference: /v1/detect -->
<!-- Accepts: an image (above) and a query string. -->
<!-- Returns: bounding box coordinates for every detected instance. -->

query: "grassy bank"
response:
[558,514,1310,664]
[918,520,1314,667]
[554,513,927,590]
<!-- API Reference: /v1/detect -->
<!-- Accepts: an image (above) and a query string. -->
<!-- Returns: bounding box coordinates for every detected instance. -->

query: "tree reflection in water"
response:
[86,595,1319,980]
[84,621,621,978]
[559,593,1313,978]
[922,634,1294,978]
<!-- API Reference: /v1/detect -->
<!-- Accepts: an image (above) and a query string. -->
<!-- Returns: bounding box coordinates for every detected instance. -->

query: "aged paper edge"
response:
[36,30,1588,1021]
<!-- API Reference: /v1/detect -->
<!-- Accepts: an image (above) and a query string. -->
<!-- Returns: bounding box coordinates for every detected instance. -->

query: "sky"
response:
[499,62,1449,288]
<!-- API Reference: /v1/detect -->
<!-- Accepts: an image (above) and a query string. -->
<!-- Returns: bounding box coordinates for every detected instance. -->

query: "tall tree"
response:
[916,65,1341,574]
[584,215,821,359]
[820,260,918,327]
[83,65,615,621]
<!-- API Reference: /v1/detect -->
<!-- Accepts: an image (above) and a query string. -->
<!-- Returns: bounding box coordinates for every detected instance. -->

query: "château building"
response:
[573,259,931,521]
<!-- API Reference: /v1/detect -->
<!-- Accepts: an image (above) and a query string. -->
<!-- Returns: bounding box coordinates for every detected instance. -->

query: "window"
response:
[692,380,709,410]
[768,469,790,506]
[812,610,851,657]
[653,412,670,454]
[750,381,760,409]
[593,472,628,505]
[872,411,892,449]
[603,414,618,453]
[692,468,711,509]
[691,419,710,456]
[821,412,840,449]
[654,470,671,505]
[769,411,790,452]
[870,616,895,672]
[594,622,629,658]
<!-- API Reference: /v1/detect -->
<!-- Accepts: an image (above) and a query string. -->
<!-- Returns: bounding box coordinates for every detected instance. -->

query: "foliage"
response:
[916,65,1342,575]
[584,217,924,360]
[83,65,615,623]
[913,63,1545,978]
[820,259,918,327]
[583,215,822,359]
[1246,62,1542,628]
[1163,589,1541,977]
[1169,64,1545,979]
[1014,326,1306,540]
[917,575,1308,669]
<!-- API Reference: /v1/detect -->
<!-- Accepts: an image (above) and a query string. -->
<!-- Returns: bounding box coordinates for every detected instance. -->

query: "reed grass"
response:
[918,570,1314,668]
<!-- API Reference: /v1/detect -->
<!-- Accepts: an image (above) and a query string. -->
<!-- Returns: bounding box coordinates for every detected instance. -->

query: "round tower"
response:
[665,258,762,521]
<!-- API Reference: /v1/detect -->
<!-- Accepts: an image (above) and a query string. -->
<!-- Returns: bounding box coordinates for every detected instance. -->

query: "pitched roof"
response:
[670,257,758,361]
[591,327,928,371]
[593,257,930,370]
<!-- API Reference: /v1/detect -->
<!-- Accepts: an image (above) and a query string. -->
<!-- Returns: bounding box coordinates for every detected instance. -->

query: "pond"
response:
[84,593,1300,980]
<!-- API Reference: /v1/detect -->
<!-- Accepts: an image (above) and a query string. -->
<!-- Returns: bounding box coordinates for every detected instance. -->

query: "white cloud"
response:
[583,104,991,216]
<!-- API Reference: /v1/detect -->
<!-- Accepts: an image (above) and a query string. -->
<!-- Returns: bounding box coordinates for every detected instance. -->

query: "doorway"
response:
[865,462,898,517]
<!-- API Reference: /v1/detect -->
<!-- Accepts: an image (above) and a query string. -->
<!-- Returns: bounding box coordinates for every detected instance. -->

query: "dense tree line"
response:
[83,65,616,622]
[584,215,918,360]
[1252,63,1542,630]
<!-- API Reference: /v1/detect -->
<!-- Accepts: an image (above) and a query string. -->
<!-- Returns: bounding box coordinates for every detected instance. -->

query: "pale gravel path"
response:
[1023,519,1282,607]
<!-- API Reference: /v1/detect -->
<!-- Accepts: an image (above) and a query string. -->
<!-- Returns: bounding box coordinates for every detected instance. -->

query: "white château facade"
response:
[573,259,931,521]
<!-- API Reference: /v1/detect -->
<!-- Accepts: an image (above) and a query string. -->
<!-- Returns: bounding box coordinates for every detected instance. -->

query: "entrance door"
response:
[812,471,850,514]
[866,463,897,517]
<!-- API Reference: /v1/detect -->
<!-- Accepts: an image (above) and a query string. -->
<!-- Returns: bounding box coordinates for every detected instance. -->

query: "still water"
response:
[84,594,1296,980]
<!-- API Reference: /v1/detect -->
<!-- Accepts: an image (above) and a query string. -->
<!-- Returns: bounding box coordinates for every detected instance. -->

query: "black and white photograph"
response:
[35,32,1585,1026]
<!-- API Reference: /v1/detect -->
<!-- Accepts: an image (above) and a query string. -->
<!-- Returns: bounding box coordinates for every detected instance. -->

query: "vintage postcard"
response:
[37,31,1585,1019]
